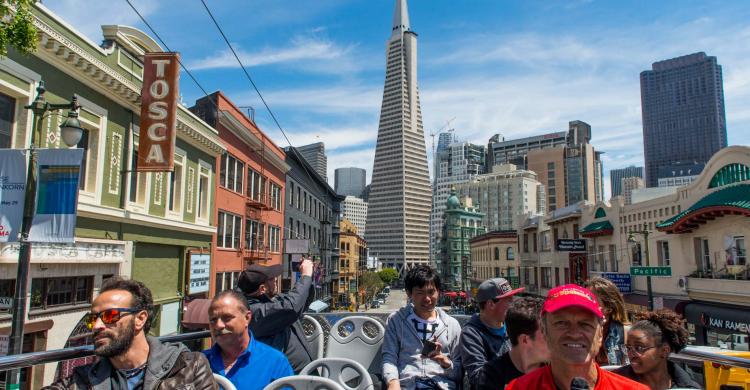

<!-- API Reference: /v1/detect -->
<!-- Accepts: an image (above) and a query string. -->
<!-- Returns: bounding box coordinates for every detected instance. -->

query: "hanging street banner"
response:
[28,148,84,243]
[138,52,180,172]
[0,149,27,243]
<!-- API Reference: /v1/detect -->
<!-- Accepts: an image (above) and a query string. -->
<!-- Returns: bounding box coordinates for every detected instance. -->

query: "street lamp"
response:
[7,81,83,388]
[627,230,653,311]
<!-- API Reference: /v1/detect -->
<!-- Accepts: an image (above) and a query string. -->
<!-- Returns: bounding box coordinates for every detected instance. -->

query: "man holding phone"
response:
[382,265,462,390]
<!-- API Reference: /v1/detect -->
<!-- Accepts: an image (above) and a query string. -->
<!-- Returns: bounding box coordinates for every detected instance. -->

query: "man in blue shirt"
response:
[204,290,293,390]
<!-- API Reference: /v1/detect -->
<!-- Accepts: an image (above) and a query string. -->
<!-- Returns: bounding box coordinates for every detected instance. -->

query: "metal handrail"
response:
[0,330,210,372]
[678,347,750,369]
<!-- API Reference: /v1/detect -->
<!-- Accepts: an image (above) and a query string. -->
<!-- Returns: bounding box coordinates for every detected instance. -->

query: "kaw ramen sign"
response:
[137,52,180,172]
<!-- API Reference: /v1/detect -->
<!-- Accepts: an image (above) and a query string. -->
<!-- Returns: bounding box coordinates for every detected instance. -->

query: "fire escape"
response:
[242,116,272,266]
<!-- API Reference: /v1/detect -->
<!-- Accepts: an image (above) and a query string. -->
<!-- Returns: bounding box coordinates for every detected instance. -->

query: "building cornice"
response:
[78,202,216,236]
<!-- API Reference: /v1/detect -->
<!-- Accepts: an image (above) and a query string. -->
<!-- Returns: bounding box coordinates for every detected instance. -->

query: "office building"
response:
[334,167,367,197]
[622,176,645,205]
[438,191,486,291]
[487,131,567,169]
[657,162,705,188]
[296,142,328,181]
[456,164,545,232]
[610,166,644,197]
[366,0,432,272]
[342,196,368,236]
[641,52,727,187]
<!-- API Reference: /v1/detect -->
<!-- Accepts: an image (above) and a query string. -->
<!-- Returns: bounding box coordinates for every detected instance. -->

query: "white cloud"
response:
[190,35,361,74]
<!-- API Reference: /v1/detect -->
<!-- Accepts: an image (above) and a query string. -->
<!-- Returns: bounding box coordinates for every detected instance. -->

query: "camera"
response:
[421,339,437,356]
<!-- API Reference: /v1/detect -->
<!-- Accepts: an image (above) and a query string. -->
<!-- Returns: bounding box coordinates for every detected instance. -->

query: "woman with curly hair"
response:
[614,309,701,389]
[584,277,630,365]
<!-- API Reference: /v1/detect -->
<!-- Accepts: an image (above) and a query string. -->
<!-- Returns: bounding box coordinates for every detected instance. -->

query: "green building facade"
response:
[438,189,486,292]
[0,5,224,387]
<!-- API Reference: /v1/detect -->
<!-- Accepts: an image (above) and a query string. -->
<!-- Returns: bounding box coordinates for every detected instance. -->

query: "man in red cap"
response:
[237,257,315,373]
[506,284,648,390]
[458,278,524,390]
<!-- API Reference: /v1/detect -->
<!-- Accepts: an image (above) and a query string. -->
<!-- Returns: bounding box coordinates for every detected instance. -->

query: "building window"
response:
[220,154,244,194]
[197,166,210,221]
[217,211,241,249]
[30,276,93,310]
[270,182,282,210]
[542,268,552,288]
[289,182,295,206]
[734,236,746,265]
[215,271,240,292]
[245,219,265,250]
[0,92,14,148]
[128,137,148,205]
[555,267,560,286]
[523,234,529,253]
[657,241,671,266]
[77,128,91,191]
[269,226,281,253]
[494,247,500,260]
[506,247,514,260]
[168,154,184,213]
[248,168,266,202]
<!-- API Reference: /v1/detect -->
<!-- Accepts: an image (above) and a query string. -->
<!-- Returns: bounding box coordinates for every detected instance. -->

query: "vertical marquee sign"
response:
[137,52,180,172]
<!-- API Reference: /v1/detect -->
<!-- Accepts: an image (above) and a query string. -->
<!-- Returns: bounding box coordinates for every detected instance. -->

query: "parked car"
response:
[718,334,749,351]
[370,300,381,309]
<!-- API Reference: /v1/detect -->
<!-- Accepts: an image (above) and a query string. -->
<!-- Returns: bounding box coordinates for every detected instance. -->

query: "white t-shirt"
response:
[407,310,445,341]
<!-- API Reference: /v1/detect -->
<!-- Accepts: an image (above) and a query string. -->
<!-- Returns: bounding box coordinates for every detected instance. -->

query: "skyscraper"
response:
[334,167,366,197]
[366,0,431,272]
[610,166,644,198]
[641,52,727,187]
[296,142,328,181]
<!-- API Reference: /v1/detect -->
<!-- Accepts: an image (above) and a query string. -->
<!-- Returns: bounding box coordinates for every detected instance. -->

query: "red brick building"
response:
[191,92,289,296]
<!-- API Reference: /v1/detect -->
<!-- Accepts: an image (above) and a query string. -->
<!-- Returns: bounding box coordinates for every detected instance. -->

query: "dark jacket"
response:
[43,336,217,390]
[613,360,702,389]
[246,275,315,373]
[458,314,512,390]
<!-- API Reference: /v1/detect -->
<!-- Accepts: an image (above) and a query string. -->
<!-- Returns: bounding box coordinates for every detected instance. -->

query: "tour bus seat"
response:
[325,316,385,374]
[302,315,326,360]
[263,375,344,390]
[213,373,238,390]
[300,357,374,390]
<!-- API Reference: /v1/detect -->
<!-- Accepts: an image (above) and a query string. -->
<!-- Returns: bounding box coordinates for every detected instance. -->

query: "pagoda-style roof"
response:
[579,220,614,238]
[656,184,750,234]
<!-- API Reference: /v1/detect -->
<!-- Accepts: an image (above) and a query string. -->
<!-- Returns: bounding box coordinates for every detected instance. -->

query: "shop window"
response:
[30,276,93,310]
[217,211,241,249]
[0,92,15,148]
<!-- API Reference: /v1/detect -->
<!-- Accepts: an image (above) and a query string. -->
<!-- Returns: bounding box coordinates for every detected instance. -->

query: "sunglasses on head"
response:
[85,308,141,329]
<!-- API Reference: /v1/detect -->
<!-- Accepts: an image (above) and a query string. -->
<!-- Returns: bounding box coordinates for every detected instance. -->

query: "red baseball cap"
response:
[542,284,604,319]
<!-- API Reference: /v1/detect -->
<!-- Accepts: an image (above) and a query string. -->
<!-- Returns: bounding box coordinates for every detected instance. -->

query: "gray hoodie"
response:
[382,305,463,390]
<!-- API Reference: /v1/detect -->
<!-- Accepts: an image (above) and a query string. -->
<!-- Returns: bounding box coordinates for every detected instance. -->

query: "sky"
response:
[44,0,750,199]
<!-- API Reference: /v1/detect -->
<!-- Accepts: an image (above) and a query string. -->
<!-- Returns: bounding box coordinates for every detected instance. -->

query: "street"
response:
[361,288,408,314]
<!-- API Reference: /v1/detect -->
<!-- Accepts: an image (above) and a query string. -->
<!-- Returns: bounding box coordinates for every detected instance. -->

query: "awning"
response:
[684,301,750,332]
[656,184,750,234]
[443,291,457,298]
[182,299,210,329]
[579,220,614,237]
[308,300,329,313]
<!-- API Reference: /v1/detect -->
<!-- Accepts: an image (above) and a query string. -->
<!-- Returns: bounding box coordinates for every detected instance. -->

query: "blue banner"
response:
[28,149,84,243]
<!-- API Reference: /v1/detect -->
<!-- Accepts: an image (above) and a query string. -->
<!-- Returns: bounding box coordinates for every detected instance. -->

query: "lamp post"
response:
[628,230,653,311]
[7,81,83,388]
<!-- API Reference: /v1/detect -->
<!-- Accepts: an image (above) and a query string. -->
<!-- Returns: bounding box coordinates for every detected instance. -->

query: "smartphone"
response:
[421,339,437,356]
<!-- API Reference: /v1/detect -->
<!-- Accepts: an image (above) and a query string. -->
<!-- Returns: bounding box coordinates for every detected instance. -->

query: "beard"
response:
[94,319,136,358]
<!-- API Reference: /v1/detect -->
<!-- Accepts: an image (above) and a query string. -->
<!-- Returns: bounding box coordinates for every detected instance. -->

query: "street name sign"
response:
[630,266,672,277]
[556,239,587,252]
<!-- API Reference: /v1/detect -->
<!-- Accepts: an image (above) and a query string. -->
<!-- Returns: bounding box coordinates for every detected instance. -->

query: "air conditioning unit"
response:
[678,276,688,292]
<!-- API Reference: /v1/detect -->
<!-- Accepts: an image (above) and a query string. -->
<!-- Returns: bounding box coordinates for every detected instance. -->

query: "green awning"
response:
[579,220,614,237]
[657,184,750,233]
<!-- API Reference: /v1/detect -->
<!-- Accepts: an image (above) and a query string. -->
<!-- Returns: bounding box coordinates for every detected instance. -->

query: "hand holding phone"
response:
[421,339,437,357]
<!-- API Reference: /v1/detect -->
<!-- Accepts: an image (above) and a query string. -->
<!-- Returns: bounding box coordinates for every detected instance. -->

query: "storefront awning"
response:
[684,301,750,333]
[182,299,210,329]
[579,220,614,238]
[656,184,750,234]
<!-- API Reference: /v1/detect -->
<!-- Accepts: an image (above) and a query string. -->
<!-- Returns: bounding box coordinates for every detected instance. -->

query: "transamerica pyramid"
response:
[365,0,431,274]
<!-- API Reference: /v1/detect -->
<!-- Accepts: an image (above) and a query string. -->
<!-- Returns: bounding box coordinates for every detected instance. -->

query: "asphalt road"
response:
[363,287,408,313]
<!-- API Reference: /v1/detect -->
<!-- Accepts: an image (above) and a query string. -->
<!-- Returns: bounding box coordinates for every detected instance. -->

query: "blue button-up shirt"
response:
[204,332,294,390]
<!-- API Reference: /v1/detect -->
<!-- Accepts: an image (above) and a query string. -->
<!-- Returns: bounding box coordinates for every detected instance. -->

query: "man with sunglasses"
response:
[44,277,217,390]
[458,278,523,390]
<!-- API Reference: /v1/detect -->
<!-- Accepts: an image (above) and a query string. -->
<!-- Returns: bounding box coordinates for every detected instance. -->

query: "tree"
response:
[1,0,39,57]
[358,271,384,302]
[378,268,399,286]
